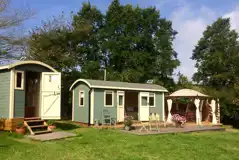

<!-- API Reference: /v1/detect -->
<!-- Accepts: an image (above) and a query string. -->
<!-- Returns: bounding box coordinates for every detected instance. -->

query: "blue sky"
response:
[9,0,239,79]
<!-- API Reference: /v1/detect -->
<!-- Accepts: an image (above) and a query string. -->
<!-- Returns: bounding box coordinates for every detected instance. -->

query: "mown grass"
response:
[0,122,239,160]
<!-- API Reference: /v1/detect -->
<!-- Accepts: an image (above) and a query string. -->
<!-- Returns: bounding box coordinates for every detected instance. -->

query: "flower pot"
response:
[125,126,131,131]
[16,127,26,135]
[48,125,56,130]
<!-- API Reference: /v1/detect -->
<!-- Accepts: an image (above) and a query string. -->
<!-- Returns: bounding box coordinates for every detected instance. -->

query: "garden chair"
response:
[149,113,160,132]
[138,114,149,132]
[101,109,112,126]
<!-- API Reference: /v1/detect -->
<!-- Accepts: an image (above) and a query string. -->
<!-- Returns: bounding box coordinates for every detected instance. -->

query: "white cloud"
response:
[224,8,239,33]
[169,5,216,80]
[166,3,239,81]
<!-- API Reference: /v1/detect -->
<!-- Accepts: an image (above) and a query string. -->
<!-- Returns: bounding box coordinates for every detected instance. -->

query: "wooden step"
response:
[24,117,41,121]
[30,125,48,129]
[34,130,52,135]
[26,120,44,123]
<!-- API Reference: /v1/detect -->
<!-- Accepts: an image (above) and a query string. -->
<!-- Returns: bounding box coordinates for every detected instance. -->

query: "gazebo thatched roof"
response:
[168,89,209,97]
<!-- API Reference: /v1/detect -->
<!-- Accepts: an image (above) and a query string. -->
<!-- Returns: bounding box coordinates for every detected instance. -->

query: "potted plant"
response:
[47,120,56,130]
[0,118,5,130]
[15,122,26,134]
[124,116,133,131]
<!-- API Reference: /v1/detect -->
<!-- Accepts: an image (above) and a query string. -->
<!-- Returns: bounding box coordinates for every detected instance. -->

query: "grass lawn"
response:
[1,122,239,160]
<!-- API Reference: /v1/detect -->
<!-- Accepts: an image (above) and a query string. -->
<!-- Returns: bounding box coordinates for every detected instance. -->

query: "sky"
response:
[9,0,239,79]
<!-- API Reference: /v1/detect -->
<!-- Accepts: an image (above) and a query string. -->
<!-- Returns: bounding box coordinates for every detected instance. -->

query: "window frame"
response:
[79,90,85,107]
[15,70,24,90]
[149,93,155,107]
[104,90,114,107]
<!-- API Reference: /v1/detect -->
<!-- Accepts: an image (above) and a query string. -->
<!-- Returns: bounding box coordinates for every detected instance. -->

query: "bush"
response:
[47,120,55,126]
[16,122,25,129]
[124,116,133,127]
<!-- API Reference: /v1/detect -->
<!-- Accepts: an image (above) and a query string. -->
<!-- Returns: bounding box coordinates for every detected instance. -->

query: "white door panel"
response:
[41,72,61,119]
[117,91,125,122]
[139,92,149,121]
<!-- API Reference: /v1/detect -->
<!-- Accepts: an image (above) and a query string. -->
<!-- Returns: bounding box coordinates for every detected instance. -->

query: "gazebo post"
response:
[194,98,201,125]
[199,99,204,123]
[166,99,173,124]
[217,98,220,124]
[210,99,217,124]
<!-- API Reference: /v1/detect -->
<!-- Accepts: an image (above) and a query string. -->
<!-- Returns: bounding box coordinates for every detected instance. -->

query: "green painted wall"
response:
[0,70,10,118]
[14,90,25,117]
[73,83,90,123]
[93,89,117,124]
[14,64,53,118]
[149,92,164,121]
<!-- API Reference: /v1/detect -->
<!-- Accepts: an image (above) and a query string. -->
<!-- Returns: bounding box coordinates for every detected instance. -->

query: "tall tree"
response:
[72,2,104,79]
[27,15,91,71]
[191,17,239,117]
[192,17,239,88]
[100,0,180,84]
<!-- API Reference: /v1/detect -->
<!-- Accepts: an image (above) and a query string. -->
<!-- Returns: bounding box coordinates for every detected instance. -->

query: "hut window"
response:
[105,90,114,107]
[149,93,155,107]
[15,71,24,90]
[79,91,84,107]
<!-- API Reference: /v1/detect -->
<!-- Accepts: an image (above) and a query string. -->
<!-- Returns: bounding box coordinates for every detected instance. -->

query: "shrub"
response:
[124,116,133,127]
[47,120,55,126]
[16,122,25,129]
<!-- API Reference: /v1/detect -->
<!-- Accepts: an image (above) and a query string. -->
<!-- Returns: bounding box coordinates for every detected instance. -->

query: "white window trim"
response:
[79,90,85,107]
[15,70,24,90]
[149,93,155,107]
[104,90,114,107]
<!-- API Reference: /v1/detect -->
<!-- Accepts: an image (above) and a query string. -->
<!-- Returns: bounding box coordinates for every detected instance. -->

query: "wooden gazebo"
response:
[165,89,220,125]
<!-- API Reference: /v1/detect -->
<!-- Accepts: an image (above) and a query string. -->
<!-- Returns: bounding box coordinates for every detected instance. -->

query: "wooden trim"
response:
[79,90,85,107]
[117,91,125,122]
[9,69,15,118]
[0,60,58,72]
[69,79,168,92]
[149,93,155,107]
[14,70,24,90]
[72,90,75,121]
[104,90,114,107]
[162,92,165,121]
[90,89,94,124]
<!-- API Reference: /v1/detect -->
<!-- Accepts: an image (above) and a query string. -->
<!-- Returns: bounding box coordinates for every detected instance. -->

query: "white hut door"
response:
[117,91,125,122]
[40,72,61,119]
[139,92,149,121]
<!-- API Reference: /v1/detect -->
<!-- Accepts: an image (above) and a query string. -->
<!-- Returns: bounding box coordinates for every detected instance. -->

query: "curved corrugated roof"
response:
[0,60,57,72]
[70,79,168,92]
[169,89,209,97]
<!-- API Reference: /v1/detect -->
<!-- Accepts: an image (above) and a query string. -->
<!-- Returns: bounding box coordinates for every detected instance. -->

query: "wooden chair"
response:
[138,114,149,132]
[149,113,160,132]
[101,109,112,126]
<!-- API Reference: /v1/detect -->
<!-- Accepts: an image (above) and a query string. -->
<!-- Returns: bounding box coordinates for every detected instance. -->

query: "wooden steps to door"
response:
[24,117,52,135]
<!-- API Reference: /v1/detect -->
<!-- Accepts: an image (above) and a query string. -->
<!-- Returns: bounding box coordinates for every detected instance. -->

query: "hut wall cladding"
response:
[0,70,11,118]
[73,83,90,123]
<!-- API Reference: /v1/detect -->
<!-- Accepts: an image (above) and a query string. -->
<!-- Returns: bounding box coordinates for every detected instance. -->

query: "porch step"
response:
[30,125,48,129]
[34,130,52,135]
[24,117,41,121]
[24,118,52,135]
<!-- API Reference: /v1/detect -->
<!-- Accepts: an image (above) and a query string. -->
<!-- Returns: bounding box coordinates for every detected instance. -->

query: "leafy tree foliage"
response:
[192,17,239,118]
[27,0,180,117]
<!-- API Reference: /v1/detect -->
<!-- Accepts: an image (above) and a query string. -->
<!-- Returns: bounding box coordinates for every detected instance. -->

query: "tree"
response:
[176,72,192,89]
[0,0,33,61]
[27,15,91,71]
[191,17,239,118]
[192,17,239,88]
[99,0,180,84]
[72,2,104,79]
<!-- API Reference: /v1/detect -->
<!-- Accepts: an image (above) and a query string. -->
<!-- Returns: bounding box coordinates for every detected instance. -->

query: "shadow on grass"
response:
[55,122,80,131]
